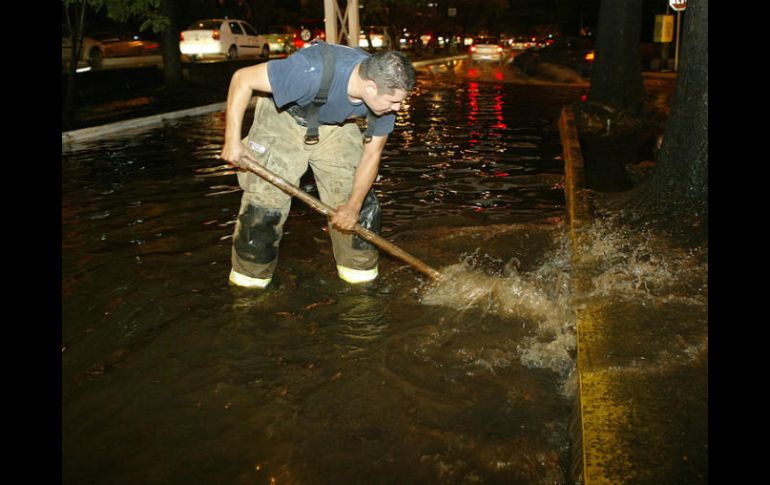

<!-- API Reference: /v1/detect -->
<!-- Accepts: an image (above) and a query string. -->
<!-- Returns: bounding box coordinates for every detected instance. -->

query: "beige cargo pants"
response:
[229,96,380,288]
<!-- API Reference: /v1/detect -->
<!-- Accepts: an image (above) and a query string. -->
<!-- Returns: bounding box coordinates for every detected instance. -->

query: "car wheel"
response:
[261,45,270,59]
[88,47,103,69]
[228,45,237,60]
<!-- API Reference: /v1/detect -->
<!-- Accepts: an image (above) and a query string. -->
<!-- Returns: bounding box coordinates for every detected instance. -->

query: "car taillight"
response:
[179,32,185,41]
[212,30,220,40]
[470,45,477,52]
[585,51,595,61]
[497,46,503,52]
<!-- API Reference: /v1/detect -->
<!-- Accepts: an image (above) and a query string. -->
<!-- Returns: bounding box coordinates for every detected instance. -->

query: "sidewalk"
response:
[560,106,707,484]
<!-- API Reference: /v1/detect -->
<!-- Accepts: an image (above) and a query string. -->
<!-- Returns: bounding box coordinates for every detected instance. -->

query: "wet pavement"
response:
[63,59,589,484]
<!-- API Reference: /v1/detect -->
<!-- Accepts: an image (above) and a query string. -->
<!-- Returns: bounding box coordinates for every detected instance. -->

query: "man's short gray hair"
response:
[358,51,416,94]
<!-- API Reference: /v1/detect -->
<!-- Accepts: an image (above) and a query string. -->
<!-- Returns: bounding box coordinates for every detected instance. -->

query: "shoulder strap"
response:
[303,41,378,145]
[362,112,376,144]
[304,42,335,145]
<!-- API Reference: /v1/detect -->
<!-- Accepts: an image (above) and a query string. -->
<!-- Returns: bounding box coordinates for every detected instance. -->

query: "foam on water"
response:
[417,218,707,395]
[576,218,708,305]
[420,236,577,387]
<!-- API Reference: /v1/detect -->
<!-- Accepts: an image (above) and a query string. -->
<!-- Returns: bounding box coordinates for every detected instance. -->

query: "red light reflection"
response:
[493,93,507,130]
[466,81,508,135]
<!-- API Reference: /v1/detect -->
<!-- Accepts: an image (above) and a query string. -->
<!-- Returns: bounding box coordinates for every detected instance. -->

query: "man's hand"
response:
[220,140,256,169]
[331,201,361,232]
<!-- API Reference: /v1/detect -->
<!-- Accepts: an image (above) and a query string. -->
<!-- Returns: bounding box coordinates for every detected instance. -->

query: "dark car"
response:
[86,31,160,68]
[512,36,595,78]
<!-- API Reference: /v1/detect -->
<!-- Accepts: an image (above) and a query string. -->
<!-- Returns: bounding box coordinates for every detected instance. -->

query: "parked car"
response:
[180,19,269,61]
[358,25,392,51]
[85,31,160,68]
[61,24,101,70]
[468,36,505,65]
[512,36,595,78]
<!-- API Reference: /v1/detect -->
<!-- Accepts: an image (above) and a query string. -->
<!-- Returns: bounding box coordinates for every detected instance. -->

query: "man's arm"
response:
[331,134,388,231]
[220,63,272,165]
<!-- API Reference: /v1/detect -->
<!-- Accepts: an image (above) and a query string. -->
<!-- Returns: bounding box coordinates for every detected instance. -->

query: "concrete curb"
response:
[559,103,708,484]
[559,105,592,485]
[61,101,229,144]
[61,55,468,145]
[559,106,592,230]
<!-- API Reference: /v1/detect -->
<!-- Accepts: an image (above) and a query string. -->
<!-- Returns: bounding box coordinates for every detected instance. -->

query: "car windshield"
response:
[474,37,499,45]
[188,20,221,30]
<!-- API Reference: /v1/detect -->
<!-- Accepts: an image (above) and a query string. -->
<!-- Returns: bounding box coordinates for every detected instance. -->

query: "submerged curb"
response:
[559,106,592,229]
[559,105,592,484]
[411,54,467,68]
[61,55,468,145]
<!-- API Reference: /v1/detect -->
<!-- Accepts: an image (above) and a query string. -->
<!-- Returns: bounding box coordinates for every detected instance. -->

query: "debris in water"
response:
[304,298,337,311]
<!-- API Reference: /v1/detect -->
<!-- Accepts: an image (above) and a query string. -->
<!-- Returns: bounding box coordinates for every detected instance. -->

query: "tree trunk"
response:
[633,0,708,222]
[160,0,183,89]
[62,1,87,129]
[587,0,644,114]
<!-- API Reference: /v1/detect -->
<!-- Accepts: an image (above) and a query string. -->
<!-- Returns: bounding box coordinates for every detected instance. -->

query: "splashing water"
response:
[420,237,577,387]
[416,216,706,395]
[575,218,708,305]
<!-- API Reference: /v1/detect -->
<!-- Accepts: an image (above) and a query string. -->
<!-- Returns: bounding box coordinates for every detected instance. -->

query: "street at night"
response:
[62,1,706,484]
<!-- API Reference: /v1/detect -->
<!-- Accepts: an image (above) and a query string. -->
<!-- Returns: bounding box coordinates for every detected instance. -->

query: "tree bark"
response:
[634,0,708,222]
[160,0,183,89]
[587,0,644,114]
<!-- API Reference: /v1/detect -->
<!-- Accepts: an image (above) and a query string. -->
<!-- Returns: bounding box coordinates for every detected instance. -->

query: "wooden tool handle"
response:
[237,157,442,281]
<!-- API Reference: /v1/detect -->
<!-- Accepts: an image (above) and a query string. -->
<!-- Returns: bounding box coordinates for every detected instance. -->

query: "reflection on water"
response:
[63,65,592,483]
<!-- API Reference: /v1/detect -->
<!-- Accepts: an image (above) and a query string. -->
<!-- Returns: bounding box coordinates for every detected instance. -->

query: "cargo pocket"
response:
[236,135,279,194]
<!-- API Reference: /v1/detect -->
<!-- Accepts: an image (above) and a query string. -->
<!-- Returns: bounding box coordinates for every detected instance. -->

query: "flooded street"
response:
[63,60,591,483]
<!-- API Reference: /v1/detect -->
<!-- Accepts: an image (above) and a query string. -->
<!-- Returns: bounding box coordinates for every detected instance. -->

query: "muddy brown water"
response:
[63,62,589,483]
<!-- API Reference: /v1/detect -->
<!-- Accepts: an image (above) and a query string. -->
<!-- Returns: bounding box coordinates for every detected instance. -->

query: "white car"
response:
[180,19,269,61]
[468,36,505,65]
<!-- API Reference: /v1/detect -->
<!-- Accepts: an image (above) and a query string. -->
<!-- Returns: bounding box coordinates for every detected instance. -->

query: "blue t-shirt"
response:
[267,43,395,137]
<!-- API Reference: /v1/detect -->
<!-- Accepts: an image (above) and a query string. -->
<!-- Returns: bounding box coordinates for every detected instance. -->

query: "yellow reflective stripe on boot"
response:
[229,269,272,289]
[337,265,378,283]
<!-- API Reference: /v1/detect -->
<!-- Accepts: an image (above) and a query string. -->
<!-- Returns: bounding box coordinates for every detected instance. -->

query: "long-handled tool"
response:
[236,156,443,281]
